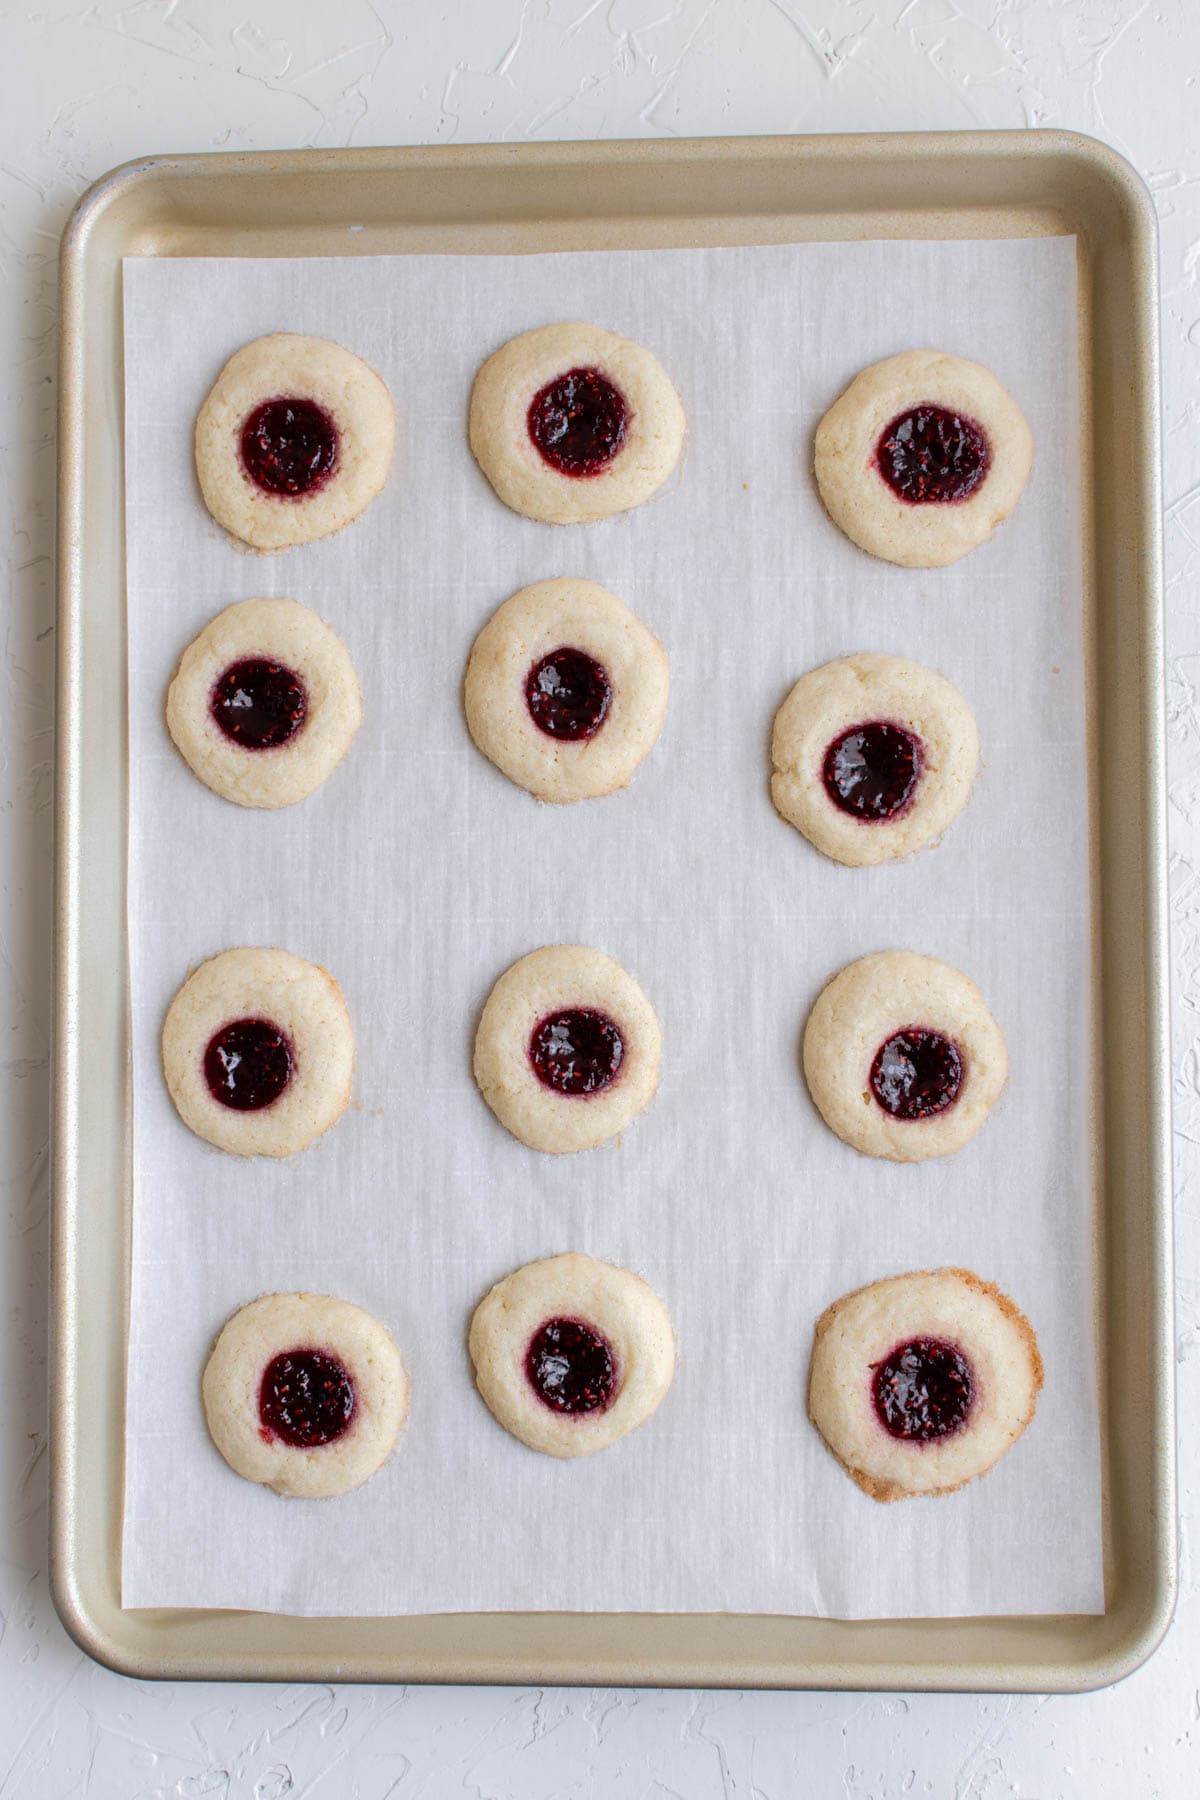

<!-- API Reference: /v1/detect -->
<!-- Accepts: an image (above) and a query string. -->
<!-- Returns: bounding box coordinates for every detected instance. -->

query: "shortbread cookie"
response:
[195,332,395,551]
[464,578,669,803]
[473,945,661,1154]
[808,1267,1042,1502]
[469,1253,675,1458]
[162,946,355,1158]
[803,951,1007,1162]
[771,654,979,865]
[814,351,1033,567]
[468,322,686,524]
[203,1292,409,1498]
[166,598,363,809]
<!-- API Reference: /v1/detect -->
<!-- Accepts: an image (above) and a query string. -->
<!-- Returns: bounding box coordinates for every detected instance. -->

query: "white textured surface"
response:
[2,0,1196,1791]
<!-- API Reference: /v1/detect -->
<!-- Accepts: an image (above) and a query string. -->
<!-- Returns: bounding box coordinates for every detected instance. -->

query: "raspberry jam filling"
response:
[872,1336,974,1441]
[529,1008,624,1096]
[259,1348,356,1448]
[876,404,990,504]
[210,658,308,751]
[204,1018,294,1112]
[870,1028,963,1121]
[525,648,613,741]
[527,367,628,477]
[525,1316,618,1415]
[240,396,339,497]
[823,721,922,821]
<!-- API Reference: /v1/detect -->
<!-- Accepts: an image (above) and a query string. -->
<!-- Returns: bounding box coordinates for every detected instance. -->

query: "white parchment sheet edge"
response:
[121,237,1102,1618]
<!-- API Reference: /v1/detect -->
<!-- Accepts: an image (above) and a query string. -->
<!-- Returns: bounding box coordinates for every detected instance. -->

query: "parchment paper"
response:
[121,237,1102,1618]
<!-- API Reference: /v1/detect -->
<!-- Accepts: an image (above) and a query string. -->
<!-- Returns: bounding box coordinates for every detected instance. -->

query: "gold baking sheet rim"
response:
[52,131,1173,1691]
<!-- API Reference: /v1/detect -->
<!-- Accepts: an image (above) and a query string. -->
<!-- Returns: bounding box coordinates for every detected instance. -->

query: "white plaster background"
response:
[2,0,1197,1793]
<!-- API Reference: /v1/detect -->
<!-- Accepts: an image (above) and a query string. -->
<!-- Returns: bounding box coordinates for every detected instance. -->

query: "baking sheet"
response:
[120,236,1102,1619]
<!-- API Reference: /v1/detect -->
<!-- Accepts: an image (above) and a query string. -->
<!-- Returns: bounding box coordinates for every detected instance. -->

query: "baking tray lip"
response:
[53,127,1173,1690]
[59,125,1159,257]
[59,122,1156,186]
[45,1600,1179,1695]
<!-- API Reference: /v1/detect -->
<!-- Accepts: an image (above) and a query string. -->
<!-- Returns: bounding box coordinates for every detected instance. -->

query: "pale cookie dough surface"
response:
[814,349,1033,568]
[162,946,355,1158]
[771,653,980,866]
[202,1292,410,1498]
[464,577,670,803]
[803,950,1008,1162]
[473,944,662,1154]
[808,1267,1043,1502]
[194,331,395,551]
[166,597,363,809]
[468,1253,676,1458]
[468,321,686,525]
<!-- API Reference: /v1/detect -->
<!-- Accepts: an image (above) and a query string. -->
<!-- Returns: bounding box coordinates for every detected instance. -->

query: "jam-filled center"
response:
[876,404,990,504]
[872,1336,974,1441]
[259,1347,356,1448]
[210,658,308,751]
[527,367,628,477]
[240,395,339,497]
[525,1316,618,1415]
[204,1017,294,1112]
[870,1027,963,1121]
[529,1008,624,1097]
[823,720,922,821]
[525,647,613,741]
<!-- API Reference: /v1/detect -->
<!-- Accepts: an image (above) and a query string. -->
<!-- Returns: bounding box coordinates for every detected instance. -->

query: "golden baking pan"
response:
[53,132,1172,1689]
